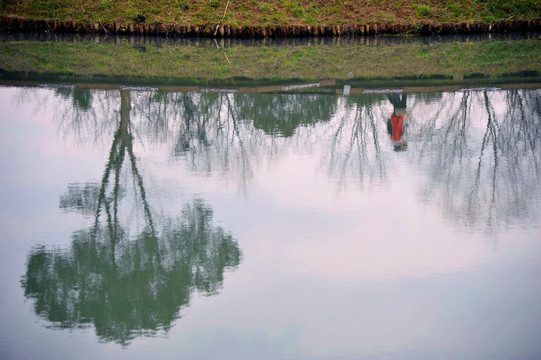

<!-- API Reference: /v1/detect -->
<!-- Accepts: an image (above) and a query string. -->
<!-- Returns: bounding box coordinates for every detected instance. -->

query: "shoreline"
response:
[2,77,540,97]
[1,16,540,37]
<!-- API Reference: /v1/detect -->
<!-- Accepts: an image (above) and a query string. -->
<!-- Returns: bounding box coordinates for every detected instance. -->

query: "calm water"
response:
[0,85,540,360]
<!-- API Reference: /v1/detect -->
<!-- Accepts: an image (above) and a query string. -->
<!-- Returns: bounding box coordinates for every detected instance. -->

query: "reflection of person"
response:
[386,94,407,152]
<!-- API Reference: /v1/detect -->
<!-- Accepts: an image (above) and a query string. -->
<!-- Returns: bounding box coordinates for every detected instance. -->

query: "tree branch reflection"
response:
[413,89,541,231]
[22,90,242,345]
[110,88,541,230]
[323,95,388,191]
[29,85,541,233]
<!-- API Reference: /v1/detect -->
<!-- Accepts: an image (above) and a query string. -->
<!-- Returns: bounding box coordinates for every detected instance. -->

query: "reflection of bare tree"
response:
[414,89,541,230]
[131,91,257,192]
[130,91,340,193]
[22,90,242,345]
[320,95,389,191]
[29,85,541,232]
[54,88,120,144]
[13,86,120,146]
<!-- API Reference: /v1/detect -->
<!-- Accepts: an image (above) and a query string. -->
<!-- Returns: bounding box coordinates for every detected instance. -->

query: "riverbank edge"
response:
[1,16,540,37]
[2,77,540,96]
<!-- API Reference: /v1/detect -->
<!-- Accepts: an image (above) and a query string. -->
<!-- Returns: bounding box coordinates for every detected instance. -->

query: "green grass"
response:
[0,0,539,26]
[1,38,539,87]
[415,5,432,17]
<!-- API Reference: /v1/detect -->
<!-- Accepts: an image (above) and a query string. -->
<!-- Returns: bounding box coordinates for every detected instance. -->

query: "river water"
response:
[0,83,540,359]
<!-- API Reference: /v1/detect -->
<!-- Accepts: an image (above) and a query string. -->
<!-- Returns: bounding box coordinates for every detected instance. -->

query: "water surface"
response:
[0,84,540,360]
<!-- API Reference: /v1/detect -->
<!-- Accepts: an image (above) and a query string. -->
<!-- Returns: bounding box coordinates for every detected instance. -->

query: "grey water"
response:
[1,30,538,46]
[0,84,540,360]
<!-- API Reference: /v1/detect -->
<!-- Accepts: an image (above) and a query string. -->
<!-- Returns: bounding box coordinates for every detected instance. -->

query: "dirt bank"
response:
[1,16,540,37]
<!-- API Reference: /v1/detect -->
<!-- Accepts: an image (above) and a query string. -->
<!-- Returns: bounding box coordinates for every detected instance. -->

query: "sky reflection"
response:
[1,85,540,359]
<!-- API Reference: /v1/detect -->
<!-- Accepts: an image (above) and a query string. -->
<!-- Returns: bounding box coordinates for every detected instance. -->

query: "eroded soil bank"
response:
[1,16,540,37]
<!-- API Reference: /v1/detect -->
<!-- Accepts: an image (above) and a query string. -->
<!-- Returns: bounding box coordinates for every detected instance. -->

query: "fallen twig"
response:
[214,0,231,36]
[99,20,109,34]
[214,38,231,64]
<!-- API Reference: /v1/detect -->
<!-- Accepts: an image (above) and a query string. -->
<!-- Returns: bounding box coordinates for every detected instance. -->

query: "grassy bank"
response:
[1,0,540,28]
[1,37,540,87]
